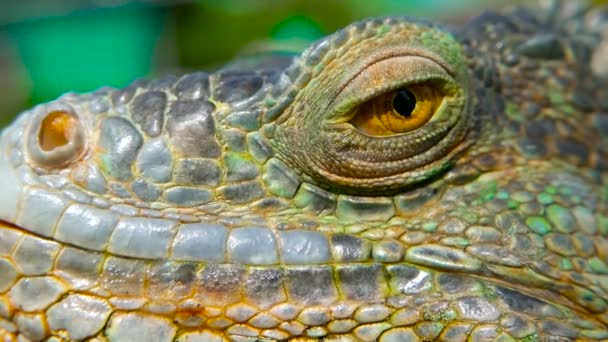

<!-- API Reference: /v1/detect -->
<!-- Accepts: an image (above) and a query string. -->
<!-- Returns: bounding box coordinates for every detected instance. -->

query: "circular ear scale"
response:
[39,111,78,152]
[27,107,86,168]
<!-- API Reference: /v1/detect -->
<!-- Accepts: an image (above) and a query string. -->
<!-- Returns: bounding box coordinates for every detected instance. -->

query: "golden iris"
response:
[349,84,443,136]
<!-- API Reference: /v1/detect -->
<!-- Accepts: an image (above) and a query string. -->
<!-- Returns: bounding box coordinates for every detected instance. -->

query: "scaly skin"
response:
[1,2,608,341]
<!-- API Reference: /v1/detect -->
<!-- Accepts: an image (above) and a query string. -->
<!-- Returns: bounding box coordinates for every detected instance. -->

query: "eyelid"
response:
[327,55,454,123]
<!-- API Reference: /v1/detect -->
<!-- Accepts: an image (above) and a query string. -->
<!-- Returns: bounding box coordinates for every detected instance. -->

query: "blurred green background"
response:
[0,0,576,128]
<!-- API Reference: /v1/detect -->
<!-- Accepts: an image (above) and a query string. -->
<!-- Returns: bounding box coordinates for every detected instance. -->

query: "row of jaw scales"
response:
[2,1,608,341]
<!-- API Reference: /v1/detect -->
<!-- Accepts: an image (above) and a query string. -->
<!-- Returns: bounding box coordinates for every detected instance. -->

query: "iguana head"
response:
[0,2,607,341]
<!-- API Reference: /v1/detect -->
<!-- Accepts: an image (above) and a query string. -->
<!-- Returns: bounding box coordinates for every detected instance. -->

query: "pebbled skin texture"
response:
[1,2,608,341]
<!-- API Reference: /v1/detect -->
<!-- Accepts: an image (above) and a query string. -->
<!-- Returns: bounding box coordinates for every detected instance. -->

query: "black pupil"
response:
[392,89,416,117]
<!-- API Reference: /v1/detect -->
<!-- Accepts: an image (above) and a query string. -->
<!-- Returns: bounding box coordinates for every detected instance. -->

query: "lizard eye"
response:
[27,107,86,168]
[349,84,443,136]
[272,21,471,194]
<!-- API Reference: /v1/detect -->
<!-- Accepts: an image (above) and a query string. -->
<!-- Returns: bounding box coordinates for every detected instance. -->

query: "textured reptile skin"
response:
[1,2,608,341]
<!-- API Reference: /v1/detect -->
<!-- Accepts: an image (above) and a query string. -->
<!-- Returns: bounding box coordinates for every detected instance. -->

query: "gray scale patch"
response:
[224,152,260,182]
[243,267,286,309]
[298,307,330,326]
[414,322,444,339]
[9,149,23,168]
[132,179,161,201]
[262,158,301,199]
[174,72,210,100]
[17,188,68,237]
[81,164,108,194]
[469,325,499,341]
[0,258,18,292]
[437,274,480,294]
[372,240,405,262]
[171,223,228,262]
[305,326,329,338]
[110,203,139,216]
[223,128,247,152]
[111,86,135,108]
[55,247,103,290]
[147,261,196,300]
[226,324,260,338]
[455,296,501,321]
[130,91,166,137]
[98,116,143,181]
[196,264,245,306]
[354,304,391,324]
[136,139,173,183]
[106,312,177,342]
[386,265,432,295]
[327,319,357,333]
[278,321,306,337]
[331,234,371,262]
[9,276,66,311]
[226,303,258,322]
[218,181,265,203]
[100,256,146,296]
[148,75,178,90]
[108,217,177,259]
[500,313,537,338]
[163,186,212,206]
[47,294,112,340]
[538,318,579,338]
[89,95,110,114]
[246,132,273,163]
[40,174,68,189]
[166,100,220,158]
[465,226,501,243]
[213,71,263,103]
[389,308,419,326]
[62,187,92,205]
[55,204,120,251]
[293,182,337,214]
[14,313,46,341]
[394,185,439,213]
[251,196,289,212]
[0,146,21,222]
[262,329,290,340]
[285,266,337,306]
[354,322,392,341]
[249,312,280,329]
[337,264,386,301]
[467,244,522,267]
[227,227,278,265]
[278,230,330,264]
[405,244,482,272]
[495,286,562,317]
[226,110,261,131]
[173,158,221,186]
[109,297,147,311]
[330,302,358,320]
[336,195,395,222]
[545,233,577,257]
[108,182,133,198]
[440,323,471,340]
[379,328,420,342]
[11,236,60,275]
[572,233,595,257]
[269,303,300,321]
[0,228,21,256]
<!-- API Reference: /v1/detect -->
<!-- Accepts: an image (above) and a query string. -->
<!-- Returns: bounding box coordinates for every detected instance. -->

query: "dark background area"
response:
[0,0,554,128]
